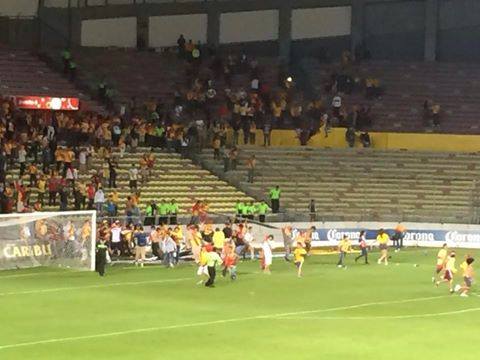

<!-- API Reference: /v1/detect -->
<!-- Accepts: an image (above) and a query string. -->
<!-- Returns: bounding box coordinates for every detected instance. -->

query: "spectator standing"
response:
[168,199,179,225]
[257,201,269,223]
[94,187,105,214]
[246,155,256,183]
[128,163,139,190]
[269,185,281,213]
[309,199,316,222]
[18,145,27,177]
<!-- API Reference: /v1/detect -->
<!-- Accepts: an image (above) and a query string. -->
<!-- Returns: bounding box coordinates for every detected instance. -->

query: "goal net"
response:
[0,210,96,271]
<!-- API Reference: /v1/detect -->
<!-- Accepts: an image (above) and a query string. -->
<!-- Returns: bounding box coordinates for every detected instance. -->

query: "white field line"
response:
[0,294,449,350]
[276,307,480,320]
[0,271,75,279]
[0,277,191,297]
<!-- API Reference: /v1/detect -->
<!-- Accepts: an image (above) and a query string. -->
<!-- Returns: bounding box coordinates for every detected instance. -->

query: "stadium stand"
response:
[307,58,480,134]
[3,146,254,216]
[199,146,480,224]
[0,47,103,113]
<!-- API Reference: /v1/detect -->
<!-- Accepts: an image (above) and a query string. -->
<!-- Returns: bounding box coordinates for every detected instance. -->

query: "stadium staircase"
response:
[0,47,103,112]
[6,148,254,217]
[199,146,480,224]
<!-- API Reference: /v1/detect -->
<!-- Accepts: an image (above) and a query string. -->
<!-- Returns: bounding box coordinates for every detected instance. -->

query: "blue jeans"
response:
[164,252,175,267]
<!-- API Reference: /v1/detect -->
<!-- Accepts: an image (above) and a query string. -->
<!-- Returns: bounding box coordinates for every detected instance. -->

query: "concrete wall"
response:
[0,0,38,17]
[149,14,207,48]
[31,0,480,61]
[219,10,279,44]
[364,1,426,60]
[291,6,351,40]
[81,17,137,47]
[437,0,480,61]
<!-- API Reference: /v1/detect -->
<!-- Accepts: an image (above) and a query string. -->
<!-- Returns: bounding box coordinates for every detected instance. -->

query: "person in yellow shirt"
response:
[337,235,352,268]
[212,227,226,249]
[376,229,390,265]
[293,242,307,277]
[433,243,448,283]
[456,257,474,297]
[196,245,210,285]
[436,251,457,293]
[36,176,46,206]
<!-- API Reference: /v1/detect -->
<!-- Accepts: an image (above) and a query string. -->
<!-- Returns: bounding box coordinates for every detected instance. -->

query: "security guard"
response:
[95,239,108,277]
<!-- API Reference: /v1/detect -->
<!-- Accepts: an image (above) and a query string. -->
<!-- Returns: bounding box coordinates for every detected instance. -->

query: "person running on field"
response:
[355,230,369,264]
[293,242,307,277]
[261,235,274,274]
[457,257,474,297]
[376,229,389,265]
[337,235,352,268]
[433,243,448,283]
[436,251,457,293]
[205,247,223,288]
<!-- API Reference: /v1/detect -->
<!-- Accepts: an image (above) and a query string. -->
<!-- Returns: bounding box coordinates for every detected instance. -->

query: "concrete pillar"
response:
[350,0,365,54]
[278,2,292,63]
[424,0,439,61]
[207,8,220,48]
[137,15,149,49]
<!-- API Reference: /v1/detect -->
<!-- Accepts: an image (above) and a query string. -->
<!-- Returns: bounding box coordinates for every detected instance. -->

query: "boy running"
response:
[436,251,457,293]
[337,235,352,268]
[261,235,274,274]
[355,230,369,264]
[222,244,239,280]
[376,229,390,265]
[456,257,475,297]
[196,245,210,285]
[293,242,307,277]
[432,243,448,283]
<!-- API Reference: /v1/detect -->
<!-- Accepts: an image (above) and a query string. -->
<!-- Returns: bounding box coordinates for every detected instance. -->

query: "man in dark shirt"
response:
[95,239,108,276]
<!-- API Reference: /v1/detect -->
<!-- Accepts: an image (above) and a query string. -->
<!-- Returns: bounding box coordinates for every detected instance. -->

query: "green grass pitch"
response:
[0,248,478,359]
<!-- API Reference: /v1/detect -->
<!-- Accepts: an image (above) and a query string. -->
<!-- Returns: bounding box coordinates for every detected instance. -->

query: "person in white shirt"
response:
[79,149,88,174]
[128,164,138,190]
[18,145,27,176]
[243,226,255,260]
[261,235,274,274]
[162,235,177,268]
[110,220,122,257]
[251,78,259,91]
[94,188,105,213]
[332,94,342,117]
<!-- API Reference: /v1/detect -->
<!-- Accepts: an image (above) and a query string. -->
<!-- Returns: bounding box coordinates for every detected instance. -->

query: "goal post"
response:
[0,210,97,271]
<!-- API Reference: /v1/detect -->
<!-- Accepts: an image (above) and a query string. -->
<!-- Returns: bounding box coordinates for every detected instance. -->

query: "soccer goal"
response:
[0,210,97,271]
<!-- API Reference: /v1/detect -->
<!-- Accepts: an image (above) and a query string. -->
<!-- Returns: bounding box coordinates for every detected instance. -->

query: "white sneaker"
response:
[460,292,468,297]
[377,259,381,264]
[337,265,343,268]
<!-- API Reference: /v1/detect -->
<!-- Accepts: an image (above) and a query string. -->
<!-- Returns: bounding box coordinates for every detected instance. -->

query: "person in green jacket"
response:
[235,200,244,221]
[169,199,179,224]
[269,186,281,213]
[158,199,169,225]
[144,200,157,226]
[246,201,256,220]
[257,201,269,223]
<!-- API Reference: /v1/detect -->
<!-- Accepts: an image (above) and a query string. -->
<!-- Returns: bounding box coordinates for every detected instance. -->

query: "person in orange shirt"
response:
[393,222,406,252]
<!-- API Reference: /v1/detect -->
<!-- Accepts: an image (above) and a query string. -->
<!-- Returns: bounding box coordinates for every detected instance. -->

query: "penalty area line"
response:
[0,277,192,297]
[275,307,480,320]
[0,294,448,350]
